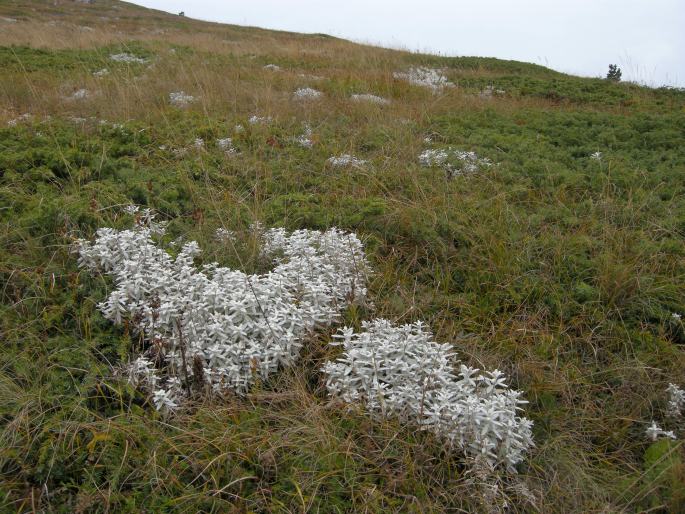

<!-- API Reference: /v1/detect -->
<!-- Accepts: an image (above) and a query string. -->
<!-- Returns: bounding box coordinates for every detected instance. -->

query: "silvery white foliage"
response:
[294,87,323,100]
[294,124,314,148]
[327,154,367,168]
[68,89,90,101]
[322,319,534,471]
[7,113,31,127]
[667,383,684,418]
[169,91,196,107]
[216,138,233,151]
[419,148,493,177]
[393,67,455,92]
[351,94,390,105]
[298,73,325,81]
[76,217,369,410]
[214,227,237,243]
[479,85,506,98]
[646,421,676,441]
[248,115,272,125]
[110,53,147,64]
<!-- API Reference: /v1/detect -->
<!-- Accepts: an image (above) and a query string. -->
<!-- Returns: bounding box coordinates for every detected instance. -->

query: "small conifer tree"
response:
[606,64,622,82]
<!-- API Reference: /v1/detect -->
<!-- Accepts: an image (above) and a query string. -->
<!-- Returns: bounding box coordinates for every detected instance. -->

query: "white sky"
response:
[130,0,685,87]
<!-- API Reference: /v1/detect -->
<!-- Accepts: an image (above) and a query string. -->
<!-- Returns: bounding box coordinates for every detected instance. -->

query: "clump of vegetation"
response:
[76,214,369,410]
[607,63,622,82]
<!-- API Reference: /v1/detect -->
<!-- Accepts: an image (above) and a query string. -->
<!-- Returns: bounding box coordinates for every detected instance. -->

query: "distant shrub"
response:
[607,64,622,82]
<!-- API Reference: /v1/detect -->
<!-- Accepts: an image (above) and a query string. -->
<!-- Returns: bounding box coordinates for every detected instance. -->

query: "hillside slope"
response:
[1,1,685,512]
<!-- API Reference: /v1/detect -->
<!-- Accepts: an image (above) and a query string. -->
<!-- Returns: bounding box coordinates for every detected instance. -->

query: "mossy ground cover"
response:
[1,1,684,511]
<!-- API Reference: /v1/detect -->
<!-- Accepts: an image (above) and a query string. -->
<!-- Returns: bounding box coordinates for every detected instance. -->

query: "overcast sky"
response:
[130,0,684,87]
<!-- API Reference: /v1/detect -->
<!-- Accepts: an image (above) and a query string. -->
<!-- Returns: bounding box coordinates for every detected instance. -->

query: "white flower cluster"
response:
[298,73,325,81]
[76,214,369,411]
[645,383,683,441]
[293,87,323,100]
[322,319,534,471]
[393,67,455,92]
[216,138,237,154]
[590,151,603,161]
[68,89,90,101]
[479,85,506,98]
[667,383,684,418]
[93,68,110,77]
[7,113,32,126]
[263,64,281,71]
[110,53,147,64]
[248,115,272,125]
[646,421,676,441]
[214,227,237,243]
[327,154,367,168]
[419,148,493,177]
[169,91,196,107]
[294,124,314,148]
[351,94,390,105]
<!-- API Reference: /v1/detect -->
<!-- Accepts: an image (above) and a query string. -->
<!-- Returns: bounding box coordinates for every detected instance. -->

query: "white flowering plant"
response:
[645,383,683,441]
[350,94,390,105]
[75,210,370,411]
[419,148,493,177]
[393,67,455,92]
[327,154,367,168]
[110,53,147,64]
[169,91,196,107]
[293,87,323,100]
[294,124,314,148]
[322,319,534,471]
